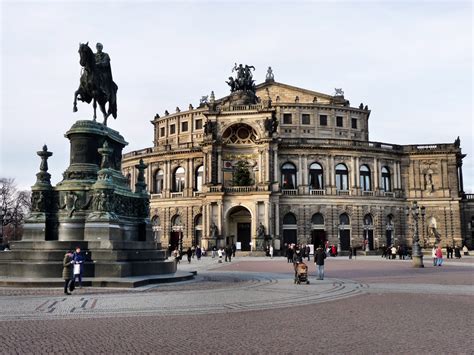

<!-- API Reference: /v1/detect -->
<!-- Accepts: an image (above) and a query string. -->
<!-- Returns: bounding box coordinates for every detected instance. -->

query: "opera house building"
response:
[122,66,472,253]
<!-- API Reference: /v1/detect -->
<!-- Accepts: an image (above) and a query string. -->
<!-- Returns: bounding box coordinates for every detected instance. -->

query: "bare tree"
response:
[0,178,31,244]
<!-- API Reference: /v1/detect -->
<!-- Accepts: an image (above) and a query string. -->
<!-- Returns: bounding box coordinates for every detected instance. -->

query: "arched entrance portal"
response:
[194,214,202,247]
[226,206,252,251]
[311,213,326,248]
[170,215,184,252]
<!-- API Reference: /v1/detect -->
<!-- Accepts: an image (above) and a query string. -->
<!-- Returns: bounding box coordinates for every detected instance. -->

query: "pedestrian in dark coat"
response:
[225,245,232,262]
[314,247,327,280]
[232,243,236,257]
[186,247,192,263]
[72,247,84,288]
[196,246,202,260]
[62,251,74,295]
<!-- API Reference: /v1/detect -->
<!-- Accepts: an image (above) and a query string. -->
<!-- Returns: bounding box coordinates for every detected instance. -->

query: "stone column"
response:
[297,155,302,187]
[373,157,379,191]
[274,202,280,249]
[274,149,279,183]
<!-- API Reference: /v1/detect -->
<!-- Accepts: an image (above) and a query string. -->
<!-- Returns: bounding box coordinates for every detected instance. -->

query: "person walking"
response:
[232,243,236,258]
[314,246,327,280]
[186,247,192,263]
[62,250,74,295]
[454,245,461,259]
[225,245,232,262]
[72,246,84,288]
[391,245,397,260]
[196,246,202,260]
[432,246,437,266]
[306,245,311,261]
[217,247,223,263]
[211,247,216,258]
[435,246,443,266]
[269,245,274,259]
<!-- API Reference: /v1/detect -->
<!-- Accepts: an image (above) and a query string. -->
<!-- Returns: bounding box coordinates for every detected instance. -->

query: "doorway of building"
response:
[237,223,251,251]
[283,229,297,245]
[340,230,351,251]
[367,230,374,250]
[386,230,392,246]
[169,231,181,251]
[311,229,326,248]
[226,206,252,251]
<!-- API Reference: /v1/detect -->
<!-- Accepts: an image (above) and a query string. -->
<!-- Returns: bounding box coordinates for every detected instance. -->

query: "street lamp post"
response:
[363,224,370,252]
[405,201,425,268]
[336,222,344,253]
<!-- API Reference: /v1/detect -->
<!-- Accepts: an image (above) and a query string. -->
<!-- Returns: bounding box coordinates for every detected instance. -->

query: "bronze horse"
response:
[73,42,117,126]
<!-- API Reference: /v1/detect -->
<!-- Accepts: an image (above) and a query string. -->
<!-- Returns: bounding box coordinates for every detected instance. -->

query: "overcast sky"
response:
[1,0,472,192]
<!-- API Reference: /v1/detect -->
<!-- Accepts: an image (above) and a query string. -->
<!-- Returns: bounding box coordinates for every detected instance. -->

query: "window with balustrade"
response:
[195,165,203,192]
[309,162,324,190]
[360,165,372,191]
[153,169,164,193]
[281,163,297,189]
[335,163,349,191]
[172,167,185,192]
[381,166,391,192]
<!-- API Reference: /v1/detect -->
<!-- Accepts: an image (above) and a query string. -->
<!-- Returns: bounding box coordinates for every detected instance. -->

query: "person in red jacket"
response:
[435,246,443,266]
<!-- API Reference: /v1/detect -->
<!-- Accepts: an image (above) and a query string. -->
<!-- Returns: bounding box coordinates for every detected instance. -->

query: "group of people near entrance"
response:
[381,245,410,260]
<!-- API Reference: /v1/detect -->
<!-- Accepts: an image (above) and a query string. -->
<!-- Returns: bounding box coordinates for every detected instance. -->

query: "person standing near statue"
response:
[62,250,74,295]
[72,246,84,288]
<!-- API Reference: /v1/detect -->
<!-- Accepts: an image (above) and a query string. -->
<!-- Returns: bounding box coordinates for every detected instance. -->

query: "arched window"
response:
[195,165,204,191]
[171,214,183,227]
[283,213,297,225]
[335,164,349,191]
[364,214,373,226]
[153,169,164,193]
[309,163,324,189]
[311,213,324,225]
[339,213,350,225]
[173,167,185,192]
[281,163,297,189]
[360,165,371,191]
[381,166,391,192]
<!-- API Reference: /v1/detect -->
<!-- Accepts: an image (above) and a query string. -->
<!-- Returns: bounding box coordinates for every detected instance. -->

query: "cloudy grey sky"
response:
[1,0,472,192]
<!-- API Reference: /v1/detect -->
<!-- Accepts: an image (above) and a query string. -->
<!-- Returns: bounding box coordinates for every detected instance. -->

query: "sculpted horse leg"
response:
[92,98,97,121]
[73,89,80,112]
[99,99,108,126]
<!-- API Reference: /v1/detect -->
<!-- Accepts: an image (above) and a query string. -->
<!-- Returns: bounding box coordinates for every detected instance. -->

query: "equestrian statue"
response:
[73,42,118,126]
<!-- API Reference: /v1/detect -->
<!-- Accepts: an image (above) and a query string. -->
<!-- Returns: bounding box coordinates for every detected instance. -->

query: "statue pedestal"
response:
[412,255,424,268]
[0,120,176,280]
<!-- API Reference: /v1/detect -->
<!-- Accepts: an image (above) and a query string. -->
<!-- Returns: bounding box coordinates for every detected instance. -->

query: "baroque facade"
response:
[122,67,471,252]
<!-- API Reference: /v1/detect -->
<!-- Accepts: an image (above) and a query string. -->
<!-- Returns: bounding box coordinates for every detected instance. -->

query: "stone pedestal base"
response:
[412,255,425,268]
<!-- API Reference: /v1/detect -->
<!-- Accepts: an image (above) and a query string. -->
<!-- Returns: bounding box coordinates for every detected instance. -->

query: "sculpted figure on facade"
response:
[257,222,265,239]
[210,222,218,238]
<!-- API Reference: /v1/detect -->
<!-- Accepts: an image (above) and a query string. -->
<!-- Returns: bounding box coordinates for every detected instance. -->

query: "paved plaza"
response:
[0,255,472,354]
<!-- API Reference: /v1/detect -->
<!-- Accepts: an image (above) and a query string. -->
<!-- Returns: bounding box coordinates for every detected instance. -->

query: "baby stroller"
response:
[294,261,310,284]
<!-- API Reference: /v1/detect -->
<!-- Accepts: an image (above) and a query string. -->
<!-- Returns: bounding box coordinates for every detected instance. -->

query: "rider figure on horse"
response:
[95,43,113,99]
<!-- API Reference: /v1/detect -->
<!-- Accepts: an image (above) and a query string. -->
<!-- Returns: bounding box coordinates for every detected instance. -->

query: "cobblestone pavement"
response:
[0,256,472,354]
